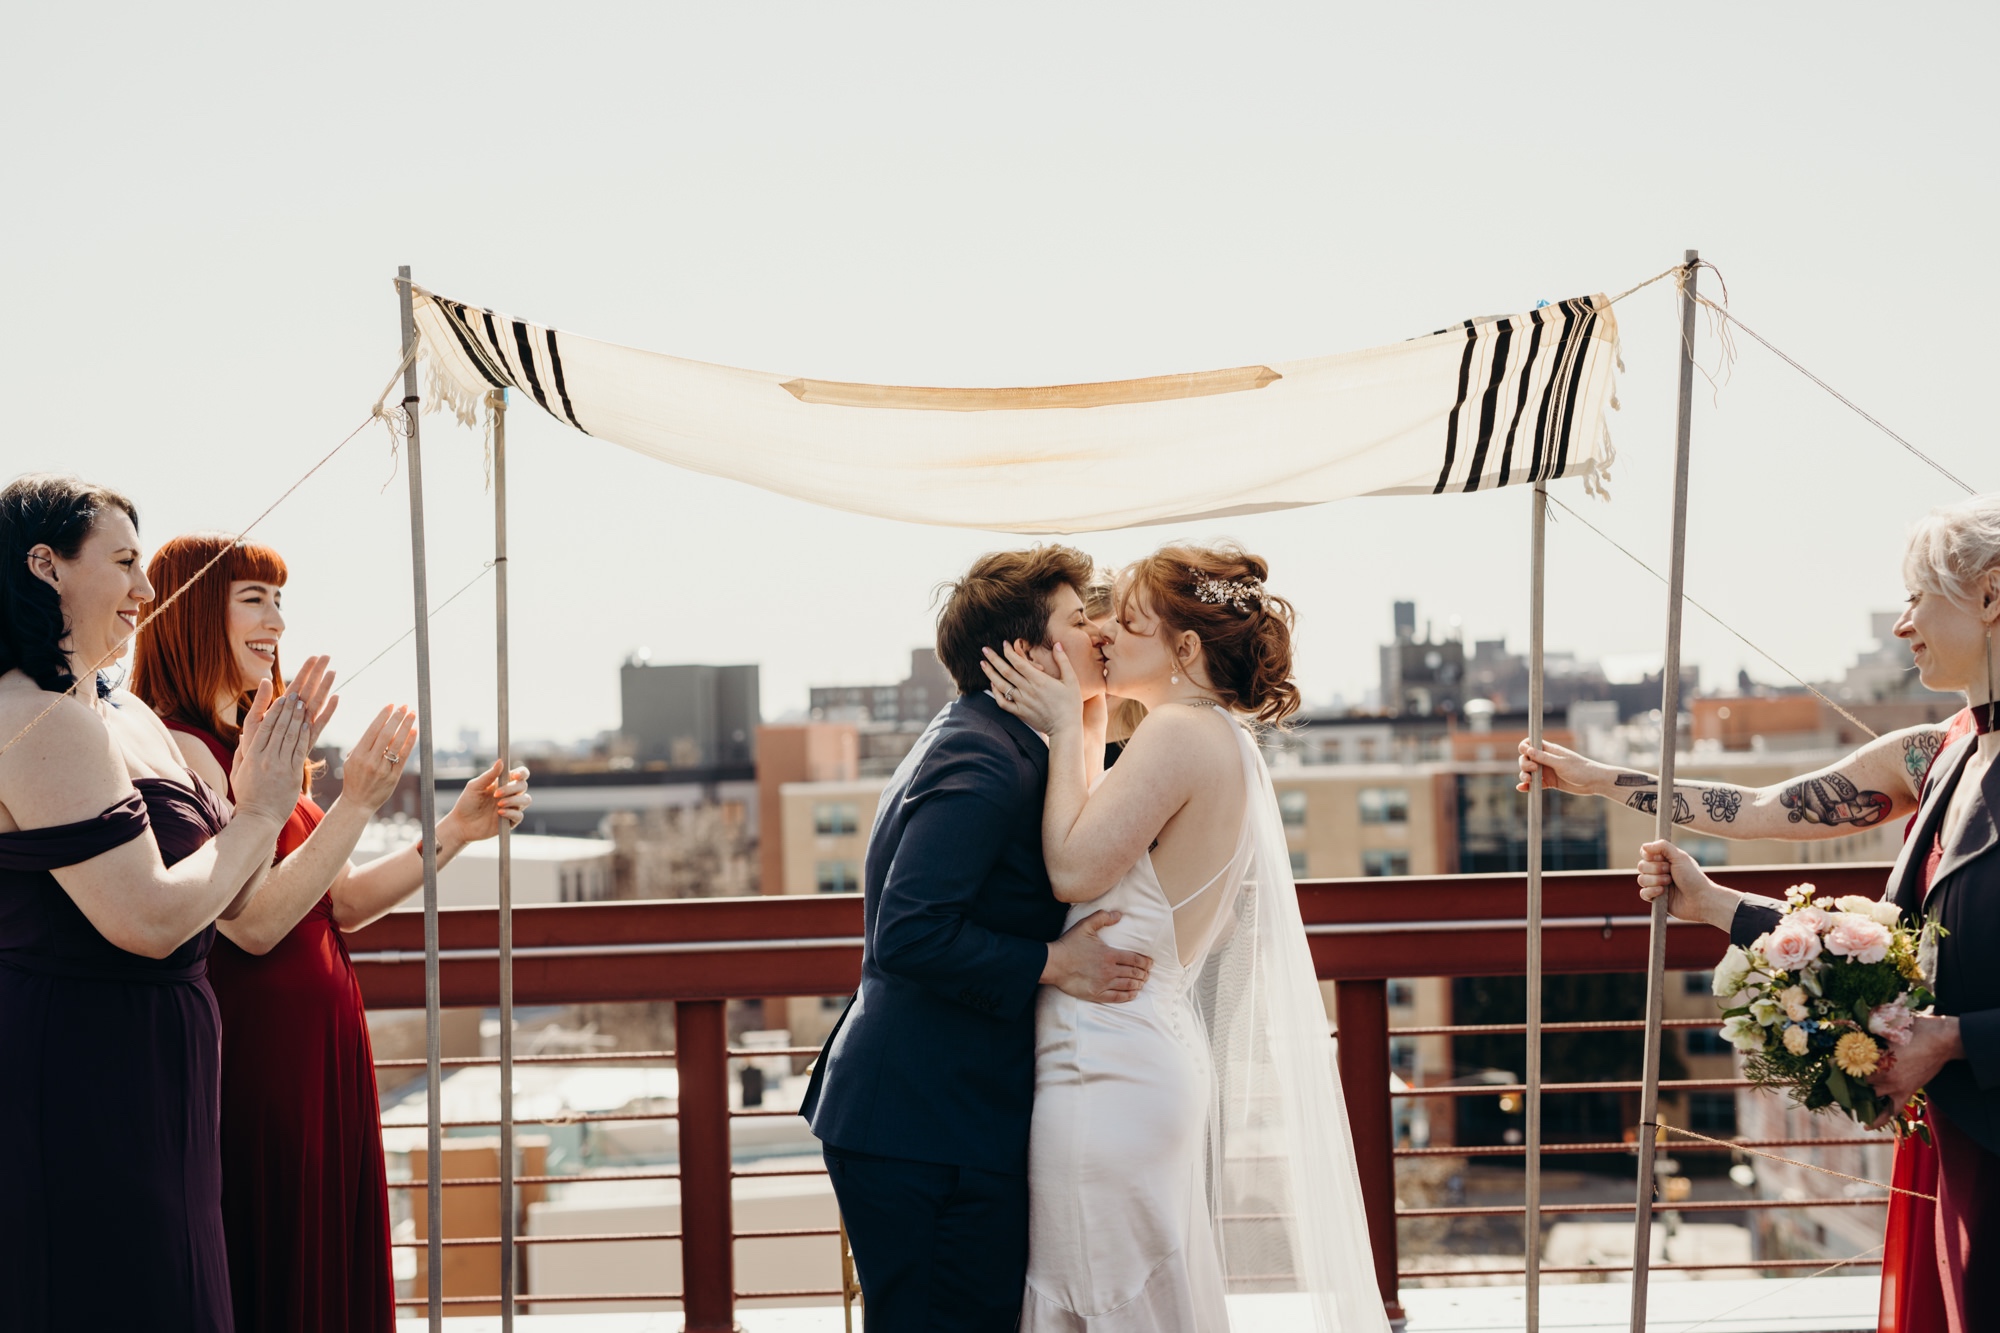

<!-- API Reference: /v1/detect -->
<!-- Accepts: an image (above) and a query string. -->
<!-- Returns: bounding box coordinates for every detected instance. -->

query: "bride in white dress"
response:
[983,543,1388,1333]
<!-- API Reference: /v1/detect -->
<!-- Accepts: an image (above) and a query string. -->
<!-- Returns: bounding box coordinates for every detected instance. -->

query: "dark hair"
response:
[934,545,1096,695]
[1119,541,1300,725]
[0,474,140,694]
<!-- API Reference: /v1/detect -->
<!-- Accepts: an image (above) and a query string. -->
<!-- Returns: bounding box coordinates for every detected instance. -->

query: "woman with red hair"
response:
[131,533,530,1333]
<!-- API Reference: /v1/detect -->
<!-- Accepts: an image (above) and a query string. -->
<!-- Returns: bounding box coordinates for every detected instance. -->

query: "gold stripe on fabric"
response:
[780,365,1282,411]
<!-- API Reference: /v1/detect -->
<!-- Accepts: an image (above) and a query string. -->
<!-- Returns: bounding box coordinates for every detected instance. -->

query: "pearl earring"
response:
[1170,670,1180,685]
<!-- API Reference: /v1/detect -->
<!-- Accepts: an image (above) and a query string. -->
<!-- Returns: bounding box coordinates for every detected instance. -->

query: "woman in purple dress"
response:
[0,474,324,1332]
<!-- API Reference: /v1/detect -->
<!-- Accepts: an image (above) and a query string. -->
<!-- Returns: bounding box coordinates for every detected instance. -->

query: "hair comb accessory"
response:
[1189,568,1266,614]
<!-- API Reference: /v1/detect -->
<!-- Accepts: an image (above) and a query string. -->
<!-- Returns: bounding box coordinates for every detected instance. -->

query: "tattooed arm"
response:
[1516,724,1947,841]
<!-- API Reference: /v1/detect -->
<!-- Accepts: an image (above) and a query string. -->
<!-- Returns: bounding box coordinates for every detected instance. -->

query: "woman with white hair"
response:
[1636,493,2000,1331]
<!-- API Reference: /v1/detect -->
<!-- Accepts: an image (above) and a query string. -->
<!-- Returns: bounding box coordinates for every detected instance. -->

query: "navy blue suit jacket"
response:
[803,692,1068,1175]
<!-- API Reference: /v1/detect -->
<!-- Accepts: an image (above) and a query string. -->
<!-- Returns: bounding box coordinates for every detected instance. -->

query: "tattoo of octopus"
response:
[1780,773,1893,828]
[1700,787,1743,823]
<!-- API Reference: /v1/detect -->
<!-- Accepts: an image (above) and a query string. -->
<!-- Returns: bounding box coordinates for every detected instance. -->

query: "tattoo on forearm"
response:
[1780,773,1893,828]
[1701,787,1743,823]
[1903,730,1945,781]
[1614,773,1654,788]
[1628,790,1694,824]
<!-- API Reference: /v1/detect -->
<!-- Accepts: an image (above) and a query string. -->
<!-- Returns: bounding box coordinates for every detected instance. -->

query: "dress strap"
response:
[163,720,235,798]
[0,792,150,872]
[1167,857,1235,912]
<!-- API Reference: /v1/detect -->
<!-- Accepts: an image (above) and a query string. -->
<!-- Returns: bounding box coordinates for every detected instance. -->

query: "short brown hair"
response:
[1119,541,1300,725]
[935,546,1095,695]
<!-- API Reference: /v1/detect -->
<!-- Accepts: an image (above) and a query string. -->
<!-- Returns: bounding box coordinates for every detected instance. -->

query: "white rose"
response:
[1721,1015,1768,1053]
[1712,945,1753,998]
[1835,895,1877,916]
[1869,900,1904,929]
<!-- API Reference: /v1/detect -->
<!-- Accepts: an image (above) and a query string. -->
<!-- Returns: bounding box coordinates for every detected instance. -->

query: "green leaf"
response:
[1826,1067,1854,1112]
[1722,1005,1751,1018]
[1853,1000,1872,1024]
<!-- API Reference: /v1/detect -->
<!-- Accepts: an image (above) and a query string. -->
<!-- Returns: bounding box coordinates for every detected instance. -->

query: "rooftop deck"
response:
[391,1277,1880,1333]
[353,863,1897,1332]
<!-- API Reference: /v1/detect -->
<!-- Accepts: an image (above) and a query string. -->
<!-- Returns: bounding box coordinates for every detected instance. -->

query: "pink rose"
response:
[1869,999,1915,1046]
[1761,922,1823,973]
[1824,914,1892,965]
[1788,906,1829,933]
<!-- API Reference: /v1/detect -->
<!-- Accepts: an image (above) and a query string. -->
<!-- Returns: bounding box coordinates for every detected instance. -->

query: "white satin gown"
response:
[1023,714,1250,1332]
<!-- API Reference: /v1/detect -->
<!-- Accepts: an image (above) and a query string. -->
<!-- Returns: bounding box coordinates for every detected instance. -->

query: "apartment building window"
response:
[1683,970,1713,996]
[1387,980,1416,1009]
[1687,1091,1738,1136]
[1685,1028,1734,1057]
[1278,789,1309,828]
[1359,787,1409,825]
[816,860,860,894]
[814,802,860,836]
[1289,850,1309,878]
[1361,849,1410,877]
[1389,1037,1417,1078]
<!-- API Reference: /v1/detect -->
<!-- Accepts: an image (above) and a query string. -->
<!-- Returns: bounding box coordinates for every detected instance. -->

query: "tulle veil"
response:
[1189,718,1391,1332]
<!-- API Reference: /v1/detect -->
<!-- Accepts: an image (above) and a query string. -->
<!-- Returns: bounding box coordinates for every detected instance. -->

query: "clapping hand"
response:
[232,671,325,822]
[981,641,1083,736]
[340,706,418,812]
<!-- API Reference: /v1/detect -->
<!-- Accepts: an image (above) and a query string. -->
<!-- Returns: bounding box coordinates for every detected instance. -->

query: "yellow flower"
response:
[1782,1025,1810,1056]
[1834,1030,1880,1079]
[1898,951,1924,982]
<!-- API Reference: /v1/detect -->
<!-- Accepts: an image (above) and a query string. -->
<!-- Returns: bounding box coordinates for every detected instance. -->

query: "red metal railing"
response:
[349,862,1897,1328]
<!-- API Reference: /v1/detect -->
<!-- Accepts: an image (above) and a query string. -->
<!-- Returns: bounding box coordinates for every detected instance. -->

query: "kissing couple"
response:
[803,542,1389,1333]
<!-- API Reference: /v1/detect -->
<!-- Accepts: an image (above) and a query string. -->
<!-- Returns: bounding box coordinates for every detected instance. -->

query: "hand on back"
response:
[1043,909,1152,1004]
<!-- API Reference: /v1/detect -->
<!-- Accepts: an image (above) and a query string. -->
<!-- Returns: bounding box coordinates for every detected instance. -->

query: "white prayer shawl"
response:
[413,287,1621,535]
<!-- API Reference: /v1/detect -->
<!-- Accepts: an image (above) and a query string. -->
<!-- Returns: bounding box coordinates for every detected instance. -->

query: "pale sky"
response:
[5,6,1992,749]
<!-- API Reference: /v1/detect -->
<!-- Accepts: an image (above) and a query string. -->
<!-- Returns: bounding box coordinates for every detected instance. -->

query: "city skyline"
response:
[7,8,1990,750]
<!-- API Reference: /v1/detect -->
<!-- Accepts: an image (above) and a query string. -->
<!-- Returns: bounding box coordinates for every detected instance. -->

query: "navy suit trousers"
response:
[824,1146,1026,1332]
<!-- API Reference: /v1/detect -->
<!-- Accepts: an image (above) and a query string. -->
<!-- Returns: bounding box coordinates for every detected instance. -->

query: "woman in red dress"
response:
[129,533,531,1333]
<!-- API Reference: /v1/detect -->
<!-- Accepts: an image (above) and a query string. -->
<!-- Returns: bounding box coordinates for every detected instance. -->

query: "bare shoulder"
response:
[0,678,132,829]
[1121,703,1240,767]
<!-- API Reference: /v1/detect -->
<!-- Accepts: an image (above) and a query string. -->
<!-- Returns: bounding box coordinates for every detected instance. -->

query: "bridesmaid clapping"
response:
[0,475,322,1331]
[130,532,531,1333]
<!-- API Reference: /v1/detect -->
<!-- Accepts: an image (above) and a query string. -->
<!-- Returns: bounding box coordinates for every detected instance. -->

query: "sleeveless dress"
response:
[170,723,395,1333]
[0,776,235,1332]
[1024,711,1251,1332]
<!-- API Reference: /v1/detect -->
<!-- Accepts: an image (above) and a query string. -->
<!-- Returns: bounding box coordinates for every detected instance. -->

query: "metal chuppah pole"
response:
[396,266,447,1331]
[1525,478,1547,1330]
[1628,250,1700,1332]
[491,388,518,1325]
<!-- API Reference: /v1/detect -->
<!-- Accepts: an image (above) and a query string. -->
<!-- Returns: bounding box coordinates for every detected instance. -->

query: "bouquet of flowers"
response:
[1712,883,1937,1137]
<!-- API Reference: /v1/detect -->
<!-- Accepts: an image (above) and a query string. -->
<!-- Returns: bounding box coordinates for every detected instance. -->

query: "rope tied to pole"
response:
[0,340,421,765]
[1546,495,1885,741]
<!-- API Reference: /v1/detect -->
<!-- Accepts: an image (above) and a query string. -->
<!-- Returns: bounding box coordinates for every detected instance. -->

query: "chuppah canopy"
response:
[411,286,1622,534]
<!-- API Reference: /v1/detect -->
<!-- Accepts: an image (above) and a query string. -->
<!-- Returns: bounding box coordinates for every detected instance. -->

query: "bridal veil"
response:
[1193,726,1392,1332]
